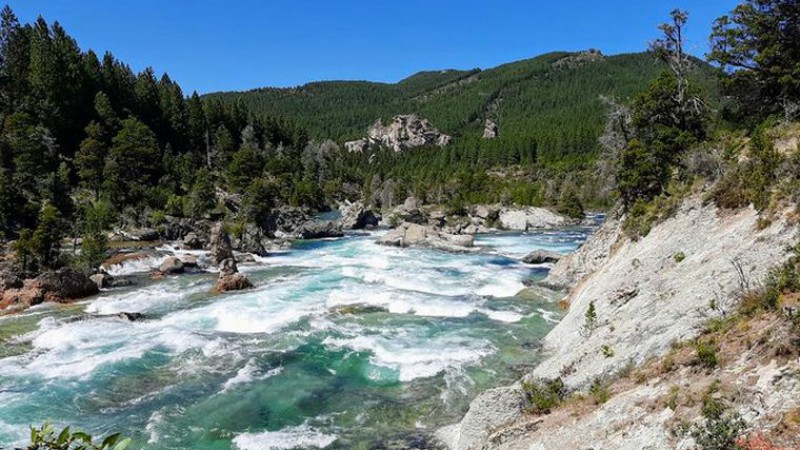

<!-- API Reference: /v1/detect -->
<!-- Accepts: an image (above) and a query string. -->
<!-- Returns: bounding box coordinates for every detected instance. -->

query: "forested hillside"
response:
[208,51,715,166]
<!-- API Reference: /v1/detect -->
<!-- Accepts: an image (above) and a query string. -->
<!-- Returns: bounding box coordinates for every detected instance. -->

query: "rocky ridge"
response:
[345,115,451,153]
[439,195,800,450]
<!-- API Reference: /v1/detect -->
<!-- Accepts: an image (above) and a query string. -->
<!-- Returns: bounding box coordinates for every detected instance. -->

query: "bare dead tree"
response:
[650,9,707,119]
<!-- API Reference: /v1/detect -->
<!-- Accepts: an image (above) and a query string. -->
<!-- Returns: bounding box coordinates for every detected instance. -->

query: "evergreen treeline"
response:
[0,7,332,249]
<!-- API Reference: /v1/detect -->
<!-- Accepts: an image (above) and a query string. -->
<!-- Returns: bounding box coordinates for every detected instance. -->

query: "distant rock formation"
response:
[482,119,499,139]
[345,115,451,153]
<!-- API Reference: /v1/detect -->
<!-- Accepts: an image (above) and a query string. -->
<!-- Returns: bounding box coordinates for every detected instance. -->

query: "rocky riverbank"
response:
[0,201,577,315]
[438,195,800,449]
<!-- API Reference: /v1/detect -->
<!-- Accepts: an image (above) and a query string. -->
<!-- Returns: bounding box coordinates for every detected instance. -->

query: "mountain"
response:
[206,50,715,166]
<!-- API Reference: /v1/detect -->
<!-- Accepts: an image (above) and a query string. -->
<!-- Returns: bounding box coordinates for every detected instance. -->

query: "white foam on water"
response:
[86,280,209,315]
[326,289,476,319]
[233,425,337,450]
[104,254,169,276]
[220,359,283,393]
[323,333,493,382]
[0,307,218,380]
[474,277,525,298]
[478,308,523,323]
[0,419,26,449]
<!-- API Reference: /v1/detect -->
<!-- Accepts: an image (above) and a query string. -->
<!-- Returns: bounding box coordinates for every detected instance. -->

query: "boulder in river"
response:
[90,272,114,289]
[159,256,185,274]
[210,222,253,293]
[522,250,563,264]
[2,268,99,310]
[377,223,477,253]
[498,207,568,231]
[297,220,344,239]
[181,232,204,250]
[340,202,380,230]
[215,273,254,293]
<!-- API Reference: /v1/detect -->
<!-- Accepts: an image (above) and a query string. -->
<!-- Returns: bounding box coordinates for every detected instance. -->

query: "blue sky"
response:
[6,1,740,94]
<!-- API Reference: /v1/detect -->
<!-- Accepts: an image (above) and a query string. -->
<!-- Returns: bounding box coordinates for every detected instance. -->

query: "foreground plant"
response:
[16,423,130,450]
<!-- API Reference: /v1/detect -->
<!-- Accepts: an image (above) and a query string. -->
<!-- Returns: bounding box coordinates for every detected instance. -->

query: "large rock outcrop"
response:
[344,115,451,153]
[209,223,253,293]
[1,268,99,311]
[339,201,381,230]
[438,195,799,450]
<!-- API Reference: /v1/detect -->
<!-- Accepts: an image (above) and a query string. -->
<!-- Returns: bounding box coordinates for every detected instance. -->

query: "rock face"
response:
[438,195,799,450]
[209,223,253,293]
[498,207,568,231]
[344,115,451,153]
[482,119,499,139]
[340,202,381,230]
[377,223,476,253]
[521,250,562,264]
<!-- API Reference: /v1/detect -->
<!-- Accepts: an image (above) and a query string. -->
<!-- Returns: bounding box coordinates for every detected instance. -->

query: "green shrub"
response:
[522,377,567,414]
[695,339,719,369]
[691,387,746,450]
[600,344,615,358]
[667,385,680,410]
[589,378,610,404]
[673,252,686,263]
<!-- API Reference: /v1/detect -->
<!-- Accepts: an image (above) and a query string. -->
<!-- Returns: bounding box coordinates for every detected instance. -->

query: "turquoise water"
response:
[0,227,592,450]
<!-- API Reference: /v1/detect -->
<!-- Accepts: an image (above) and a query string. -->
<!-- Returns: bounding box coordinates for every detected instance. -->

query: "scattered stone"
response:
[482,119,499,139]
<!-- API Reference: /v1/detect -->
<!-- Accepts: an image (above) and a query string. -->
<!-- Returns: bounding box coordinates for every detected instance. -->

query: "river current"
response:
[0,226,594,449]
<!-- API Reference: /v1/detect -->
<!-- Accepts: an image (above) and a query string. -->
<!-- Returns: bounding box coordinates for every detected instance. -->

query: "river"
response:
[0,225,595,450]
